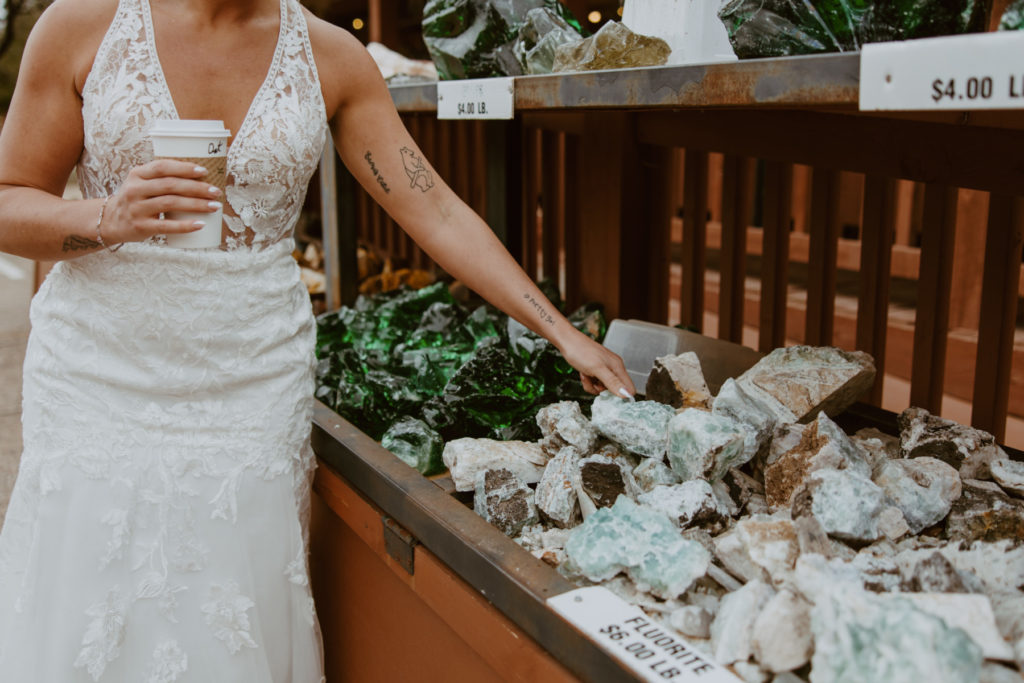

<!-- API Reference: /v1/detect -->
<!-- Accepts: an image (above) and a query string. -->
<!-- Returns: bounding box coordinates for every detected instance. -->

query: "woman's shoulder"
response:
[26,0,120,91]
[302,9,384,118]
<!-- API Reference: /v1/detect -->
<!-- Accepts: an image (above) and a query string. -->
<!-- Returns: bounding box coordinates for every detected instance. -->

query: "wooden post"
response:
[719,155,754,343]
[680,149,708,331]
[759,161,793,352]
[805,168,841,346]
[857,176,898,405]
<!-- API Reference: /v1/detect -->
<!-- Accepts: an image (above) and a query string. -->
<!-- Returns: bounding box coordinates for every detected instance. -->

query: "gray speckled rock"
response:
[668,605,713,639]
[893,539,1024,597]
[734,345,875,424]
[590,391,674,458]
[792,468,891,544]
[764,412,872,510]
[666,408,748,483]
[899,407,1007,480]
[645,351,713,410]
[535,446,582,528]
[873,457,962,533]
[752,588,813,673]
[906,551,969,593]
[710,579,776,665]
[473,468,539,537]
[991,458,1024,498]
[637,480,732,534]
[633,458,681,492]
[851,427,901,474]
[443,438,548,491]
[946,479,1024,543]
[535,401,599,454]
[713,378,779,465]
[877,593,1015,661]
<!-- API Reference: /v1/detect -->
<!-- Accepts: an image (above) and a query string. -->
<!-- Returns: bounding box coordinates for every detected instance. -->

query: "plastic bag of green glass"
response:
[718,0,994,58]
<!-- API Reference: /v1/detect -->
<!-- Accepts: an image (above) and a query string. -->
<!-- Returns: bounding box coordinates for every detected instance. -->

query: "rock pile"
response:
[443,345,1024,682]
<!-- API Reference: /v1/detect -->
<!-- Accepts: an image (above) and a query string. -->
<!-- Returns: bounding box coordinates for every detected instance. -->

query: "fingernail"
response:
[208,201,222,210]
[618,387,634,401]
[194,166,207,174]
[192,220,205,229]
[208,186,221,196]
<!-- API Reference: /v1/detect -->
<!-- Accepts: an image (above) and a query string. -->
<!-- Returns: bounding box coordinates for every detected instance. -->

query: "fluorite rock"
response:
[751,588,813,674]
[946,480,1024,544]
[590,391,674,459]
[552,20,671,73]
[633,458,682,492]
[535,446,582,528]
[906,552,969,594]
[712,378,779,465]
[579,454,627,508]
[766,423,806,470]
[851,427,900,474]
[380,417,445,475]
[898,407,1007,480]
[792,468,892,544]
[794,514,834,559]
[710,579,776,665]
[563,496,711,599]
[991,458,1024,497]
[764,412,871,509]
[810,589,984,683]
[876,593,1015,661]
[514,7,585,74]
[474,468,539,537]
[732,345,875,424]
[535,401,599,454]
[645,352,713,411]
[515,524,572,567]
[638,481,733,534]
[668,605,713,639]
[873,457,961,534]
[893,539,1024,597]
[982,663,1024,683]
[666,409,748,483]
[422,0,584,80]
[714,516,799,587]
[442,438,548,491]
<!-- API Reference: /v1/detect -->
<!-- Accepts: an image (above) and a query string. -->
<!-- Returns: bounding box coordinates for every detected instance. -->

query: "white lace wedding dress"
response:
[0,0,328,680]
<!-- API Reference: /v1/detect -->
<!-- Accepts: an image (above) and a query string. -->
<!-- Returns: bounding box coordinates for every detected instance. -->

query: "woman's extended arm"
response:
[309,20,634,396]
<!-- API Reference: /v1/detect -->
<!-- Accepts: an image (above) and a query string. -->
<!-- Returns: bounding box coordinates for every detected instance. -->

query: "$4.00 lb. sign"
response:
[437,78,515,120]
[860,31,1024,111]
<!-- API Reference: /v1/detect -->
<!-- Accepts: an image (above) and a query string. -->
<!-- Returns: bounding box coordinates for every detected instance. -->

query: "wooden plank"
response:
[541,131,562,284]
[719,155,754,343]
[631,143,674,324]
[857,176,898,405]
[805,168,841,346]
[910,185,959,412]
[972,195,1024,440]
[759,161,793,352]
[681,149,708,331]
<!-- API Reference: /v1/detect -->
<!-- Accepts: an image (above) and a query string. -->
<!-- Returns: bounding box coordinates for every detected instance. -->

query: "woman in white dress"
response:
[0,0,634,680]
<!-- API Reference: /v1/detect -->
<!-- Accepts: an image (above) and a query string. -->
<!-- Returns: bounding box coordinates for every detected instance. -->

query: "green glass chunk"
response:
[1000,0,1024,30]
[382,417,446,476]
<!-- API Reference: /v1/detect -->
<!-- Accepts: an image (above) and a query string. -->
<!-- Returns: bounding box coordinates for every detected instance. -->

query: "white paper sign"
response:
[860,32,1024,111]
[437,77,515,120]
[547,587,740,682]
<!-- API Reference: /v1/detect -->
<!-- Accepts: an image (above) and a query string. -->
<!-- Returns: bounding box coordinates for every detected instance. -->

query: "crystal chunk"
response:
[637,481,732,534]
[792,468,892,544]
[535,446,582,528]
[552,21,671,72]
[946,480,1024,544]
[590,391,674,459]
[710,579,775,665]
[873,457,961,534]
[666,408,748,483]
[645,351,713,411]
[442,438,548,491]
[473,468,539,537]
[898,407,1006,480]
[380,417,445,475]
[751,588,813,674]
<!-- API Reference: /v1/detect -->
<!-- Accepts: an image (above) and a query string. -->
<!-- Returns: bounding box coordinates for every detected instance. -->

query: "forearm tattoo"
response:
[62,235,102,252]
[400,147,434,192]
[364,151,391,194]
[524,293,555,326]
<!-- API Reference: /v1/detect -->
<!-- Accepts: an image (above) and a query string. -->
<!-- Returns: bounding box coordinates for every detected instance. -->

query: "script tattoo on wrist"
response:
[523,292,555,326]
[399,147,434,193]
[364,151,391,194]
[62,235,102,252]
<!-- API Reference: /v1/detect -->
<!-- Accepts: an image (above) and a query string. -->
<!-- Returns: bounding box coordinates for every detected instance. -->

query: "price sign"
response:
[547,587,740,683]
[860,31,1024,111]
[437,77,515,120]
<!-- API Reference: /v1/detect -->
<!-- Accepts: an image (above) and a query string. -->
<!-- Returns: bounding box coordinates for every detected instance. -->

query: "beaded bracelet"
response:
[94,196,122,253]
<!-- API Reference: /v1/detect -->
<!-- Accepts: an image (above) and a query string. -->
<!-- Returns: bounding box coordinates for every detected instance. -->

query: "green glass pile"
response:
[718,0,990,58]
[1001,0,1024,30]
[315,281,606,451]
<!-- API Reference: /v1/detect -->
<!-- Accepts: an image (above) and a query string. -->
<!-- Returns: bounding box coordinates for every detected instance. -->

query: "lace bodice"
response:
[77,0,328,251]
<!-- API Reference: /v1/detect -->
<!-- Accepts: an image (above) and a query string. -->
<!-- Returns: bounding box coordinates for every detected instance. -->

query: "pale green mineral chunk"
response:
[552,20,671,72]
[796,468,891,544]
[713,377,778,465]
[564,496,710,599]
[633,458,682,492]
[666,408,747,482]
[590,391,674,459]
[873,457,961,534]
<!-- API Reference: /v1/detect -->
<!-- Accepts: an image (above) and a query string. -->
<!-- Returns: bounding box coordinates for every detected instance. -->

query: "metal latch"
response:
[381,516,417,575]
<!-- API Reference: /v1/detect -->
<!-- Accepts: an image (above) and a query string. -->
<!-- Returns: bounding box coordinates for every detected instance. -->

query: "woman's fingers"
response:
[561,332,636,397]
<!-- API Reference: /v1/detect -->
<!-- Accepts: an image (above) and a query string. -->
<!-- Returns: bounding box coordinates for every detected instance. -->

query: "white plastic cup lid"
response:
[149,119,231,138]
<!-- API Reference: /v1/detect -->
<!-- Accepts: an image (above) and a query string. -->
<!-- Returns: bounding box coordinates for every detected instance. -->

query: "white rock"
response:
[878,593,1016,661]
[638,481,732,533]
[898,406,1006,480]
[713,378,779,465]
[535,447,582,528]
[535,401,600,454]
[851,426,900,474]
[710,579,776,665]
[877,505,911,541]
[736,517,801,585]
[442,438,548,491]
[668,605,713,639]
[714,528,770,585]
[980,662,1024,683]
[633,458,681,492]
[666,408,748,482]
[733,661,770,683]
[873,456,962,533]
[752,588,813,673]
[991,458,1024,497]
[766,423,806,469]
[894,540,1024,597]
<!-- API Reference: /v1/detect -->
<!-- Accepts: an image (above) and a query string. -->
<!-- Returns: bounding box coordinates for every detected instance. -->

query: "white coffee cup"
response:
[149,119,231,249]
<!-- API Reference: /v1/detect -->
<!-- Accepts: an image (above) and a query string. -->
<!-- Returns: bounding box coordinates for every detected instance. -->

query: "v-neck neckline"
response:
[141,0,286,163]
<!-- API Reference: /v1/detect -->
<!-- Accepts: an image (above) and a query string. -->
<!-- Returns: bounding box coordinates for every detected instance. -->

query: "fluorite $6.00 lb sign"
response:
[860,31,1024,111]
[547,587,740,682]
[437,78,515,120]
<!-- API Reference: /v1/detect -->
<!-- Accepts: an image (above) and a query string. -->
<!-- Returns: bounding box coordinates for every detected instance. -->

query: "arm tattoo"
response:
[399,147,435,192]
[523,293,556,326]
[364,151,391,194]
[62,235,102,252]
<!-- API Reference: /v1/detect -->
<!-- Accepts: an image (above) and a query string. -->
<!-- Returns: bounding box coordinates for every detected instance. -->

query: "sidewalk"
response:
[0,253,31,525]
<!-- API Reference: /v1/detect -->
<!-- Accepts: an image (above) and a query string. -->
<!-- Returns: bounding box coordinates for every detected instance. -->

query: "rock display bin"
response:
[309,336,1024,682]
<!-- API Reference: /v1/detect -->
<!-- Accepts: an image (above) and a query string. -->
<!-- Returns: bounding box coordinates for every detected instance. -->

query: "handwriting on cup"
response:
[208,141,224,155]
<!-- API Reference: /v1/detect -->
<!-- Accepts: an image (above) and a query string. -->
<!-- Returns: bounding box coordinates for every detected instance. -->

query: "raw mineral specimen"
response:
[552,20,671,73]
[535,401,599,454]
[764,412,871,509]
[732,345,875,424]
[946,480,1024,544]
[668,605,713,639]
[633,458,681,492]
[515,524,571,567]
[590,391,674,459]
[380,416,445,475]
[766,423,806,470]
[645,352,713,410]
[514,7,585,75]
[898,407,1007,480]
[792,468,892,544]
[474,468,539,537]
[535,446,582,528]
[751,588,813,673]
[666,409,748,483]
[906,552,969,594]
[579,454,627,508]
[735,516,801,584]
[712,378,779,465]
[442,438,548,491]
[637,481,732,534]
[873,457,962,534]
[563,496,711,599]
[991,458,1024,497]
[877,593,1015,661]
[710,579,775,665]
[851,427,900,474]
[810,589,984,683]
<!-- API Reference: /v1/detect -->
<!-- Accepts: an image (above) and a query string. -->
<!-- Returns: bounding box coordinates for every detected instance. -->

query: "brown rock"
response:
[580,461,626,508]
[946,480,1024,544]
[645,352,713,410]
[906,552,969,593]
[898,407,1005,479]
